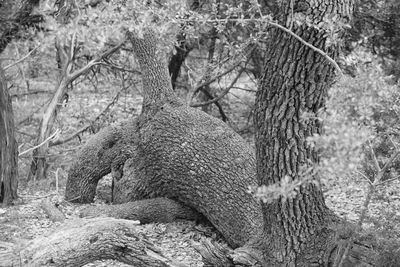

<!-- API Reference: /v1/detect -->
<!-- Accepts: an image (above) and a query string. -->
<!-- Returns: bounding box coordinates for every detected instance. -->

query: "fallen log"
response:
[1,218,185,267]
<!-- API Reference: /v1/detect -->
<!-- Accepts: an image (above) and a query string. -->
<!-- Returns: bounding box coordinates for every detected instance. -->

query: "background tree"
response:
[0,0,41,204]
[0,66,18,204]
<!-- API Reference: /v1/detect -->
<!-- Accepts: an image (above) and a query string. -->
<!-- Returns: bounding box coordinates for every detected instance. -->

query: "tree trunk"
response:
[249,0,358,265]
[65,9,398,267]
[0,66,18,205]
[0,218,182,266]
[65,120,137,203]
[66,27,263,248]
[28,76,70,180]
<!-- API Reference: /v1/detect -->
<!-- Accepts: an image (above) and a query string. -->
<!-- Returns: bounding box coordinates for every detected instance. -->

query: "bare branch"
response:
[49,84,130,147]
[4,46,39,70]
[267,20,343,77]
[355,170,373,185]
[101,60,141,75]
[11,90,52,98]
[191,61,242,99]
[369,142,381,172]
[377,174,400,186]
[379,149,400,178]
[19,129,60,157]
[68,39,126,82]
[181,17,343,76]
[190,68,244,108]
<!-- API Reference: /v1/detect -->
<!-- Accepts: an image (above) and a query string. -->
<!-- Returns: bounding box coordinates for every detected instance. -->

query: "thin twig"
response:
[190,68,244,107]
[389,135,399,151]
[191,61,241,97]
[380,149,400,176]
[355,170,372,185]
[368,142,381,172]
[49,84,129,147]
[267,20,343,76]
[101,60,141,74]
[68,39,126,82]
[18,129,60,157]
[376,174,400,186]
[4,46,39,70]
[180,17,343,76]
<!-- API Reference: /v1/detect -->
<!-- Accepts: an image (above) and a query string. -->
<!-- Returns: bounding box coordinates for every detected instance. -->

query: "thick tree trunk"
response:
[0,218,182,266]
[65,120,137,202]
[66,27,263,248]
[65,9,397,267]
[248,0,359,266]
[0,66,18,205]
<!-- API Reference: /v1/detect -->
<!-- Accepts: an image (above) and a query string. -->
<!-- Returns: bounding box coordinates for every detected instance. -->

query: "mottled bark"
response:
[80,197,203,223]
[66,28,263,248]
[65,120,138,203]
[0,66,18,205]
[40,199,65,222]
[0,218,181,267]
[247,0,359,266]
[0,0,40,205]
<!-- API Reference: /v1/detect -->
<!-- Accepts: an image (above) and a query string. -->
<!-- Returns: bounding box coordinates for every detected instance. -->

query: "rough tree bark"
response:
[65,2,397,266]
[0,66,18,205]
[0,218,183,266]
[229,1,386,266]
[66,28,263,248]
[0,0,41,205]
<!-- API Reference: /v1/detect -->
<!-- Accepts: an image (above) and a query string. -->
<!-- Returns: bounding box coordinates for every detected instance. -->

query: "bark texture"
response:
[0,0,40,205]
[245,0,363,266]
[80,197,203,223]
[0,66,18,205]
[0,218,182,267]
[66,28,263,248]
[65,9,395,267]
[65,120,137,202]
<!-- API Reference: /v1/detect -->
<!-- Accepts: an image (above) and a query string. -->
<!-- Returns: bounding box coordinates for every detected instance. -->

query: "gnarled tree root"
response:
[1,218,184,267]
[80,197,204,223]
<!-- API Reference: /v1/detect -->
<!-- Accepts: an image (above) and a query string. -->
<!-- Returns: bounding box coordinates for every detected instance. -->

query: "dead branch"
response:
[190,68,244,108]
[4,46,39,70]
[49,85,128,147]
[19,129,60,156]
[190,61,241,98]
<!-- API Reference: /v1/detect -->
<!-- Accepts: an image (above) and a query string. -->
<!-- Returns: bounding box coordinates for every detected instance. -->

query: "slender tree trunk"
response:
[28,75,69,180]
[0,66,18,205]
[249,0,354,265]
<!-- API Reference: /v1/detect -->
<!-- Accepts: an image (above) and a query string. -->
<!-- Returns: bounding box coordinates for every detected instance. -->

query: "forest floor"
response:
[1,174,400,267]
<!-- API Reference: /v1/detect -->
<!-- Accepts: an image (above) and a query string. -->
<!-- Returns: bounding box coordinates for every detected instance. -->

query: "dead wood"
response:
[1,218,185,267]
[39,199,65,222]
